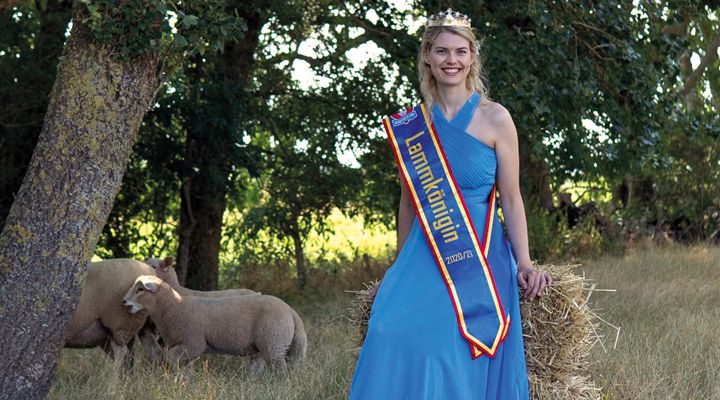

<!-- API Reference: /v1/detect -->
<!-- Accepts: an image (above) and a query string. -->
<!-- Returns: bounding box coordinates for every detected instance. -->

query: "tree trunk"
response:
[177,8,264,290]
[177,157,227,290]
[0,14,159,400]
[520,152,555,210]
[290,223,307,289]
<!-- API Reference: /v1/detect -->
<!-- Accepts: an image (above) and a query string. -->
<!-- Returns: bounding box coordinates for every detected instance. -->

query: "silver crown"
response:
[426,8,471,28]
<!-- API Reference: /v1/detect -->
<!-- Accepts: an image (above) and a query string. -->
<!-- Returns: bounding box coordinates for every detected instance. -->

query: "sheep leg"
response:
[165,344,200,370]
[106,340,129,367]
[249,356,267,377]
[138,324,163,364]
[256,337,290,373]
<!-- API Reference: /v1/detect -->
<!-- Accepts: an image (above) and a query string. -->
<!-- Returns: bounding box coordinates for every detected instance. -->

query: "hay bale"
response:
[521,264,610,400]
[348,280,380,345]
[349,264,616,400]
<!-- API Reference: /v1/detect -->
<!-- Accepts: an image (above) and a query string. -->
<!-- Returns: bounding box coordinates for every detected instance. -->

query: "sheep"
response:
[122,275,307,374]
[64,258,156,364]
[144,256,259,297]
[138,257,260,363]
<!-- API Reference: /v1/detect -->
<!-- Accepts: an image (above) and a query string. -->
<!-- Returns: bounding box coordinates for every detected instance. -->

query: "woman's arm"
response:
[368,178,414,304]
[396,180,415,255]
[492,104,552,300]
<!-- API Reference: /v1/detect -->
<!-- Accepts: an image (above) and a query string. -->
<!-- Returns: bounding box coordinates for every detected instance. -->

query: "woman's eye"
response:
[437,49,446,54]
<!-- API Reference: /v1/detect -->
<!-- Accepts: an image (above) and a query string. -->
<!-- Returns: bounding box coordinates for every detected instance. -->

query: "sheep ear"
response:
[142,281,158,292]
[162,256,174,268]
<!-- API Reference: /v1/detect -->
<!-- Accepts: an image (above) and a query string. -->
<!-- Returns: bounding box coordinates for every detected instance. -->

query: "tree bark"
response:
[0,13,159,400]
[520,152,555,210]
[290,220,307,289]
[177,7,264,290]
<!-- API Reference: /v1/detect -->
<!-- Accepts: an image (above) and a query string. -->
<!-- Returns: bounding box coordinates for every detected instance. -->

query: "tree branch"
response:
[263,31,373,68]
[681,30,720,98]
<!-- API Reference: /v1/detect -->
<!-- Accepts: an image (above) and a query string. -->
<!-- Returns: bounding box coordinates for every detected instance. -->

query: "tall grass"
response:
[49,245,720,399]
[583,244,720,400]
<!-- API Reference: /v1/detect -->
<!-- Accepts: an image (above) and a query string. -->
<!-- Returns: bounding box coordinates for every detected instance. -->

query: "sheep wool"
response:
[123,275,306,374]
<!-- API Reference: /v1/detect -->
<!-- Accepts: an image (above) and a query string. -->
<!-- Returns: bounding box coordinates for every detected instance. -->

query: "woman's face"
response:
[425,31,473,89]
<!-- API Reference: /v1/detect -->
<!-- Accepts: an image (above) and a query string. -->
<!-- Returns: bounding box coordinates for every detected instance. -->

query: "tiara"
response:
[426,8,471,28]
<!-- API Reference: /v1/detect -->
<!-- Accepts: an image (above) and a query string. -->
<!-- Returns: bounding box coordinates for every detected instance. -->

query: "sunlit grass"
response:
[220,208,396,266]
[304,209,395,262]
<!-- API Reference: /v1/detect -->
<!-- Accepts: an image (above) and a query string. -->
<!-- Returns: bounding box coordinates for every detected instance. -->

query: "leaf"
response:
[174,34,188,47]
[182,15,199,28]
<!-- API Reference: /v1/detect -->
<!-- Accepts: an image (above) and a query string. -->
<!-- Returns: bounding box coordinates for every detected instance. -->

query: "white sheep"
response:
[122,275,307,374]
[143,256,259,297]
[65,258,156,364]
[138,256,259,361]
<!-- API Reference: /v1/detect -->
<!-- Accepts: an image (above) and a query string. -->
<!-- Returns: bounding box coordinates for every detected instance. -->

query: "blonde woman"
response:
[349,9,551,399]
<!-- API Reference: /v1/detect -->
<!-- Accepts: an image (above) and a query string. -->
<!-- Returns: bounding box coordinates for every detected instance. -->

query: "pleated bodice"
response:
[430,92,496,201]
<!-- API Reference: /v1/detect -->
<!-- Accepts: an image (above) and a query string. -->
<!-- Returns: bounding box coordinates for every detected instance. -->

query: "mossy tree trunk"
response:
[0,12,160,400]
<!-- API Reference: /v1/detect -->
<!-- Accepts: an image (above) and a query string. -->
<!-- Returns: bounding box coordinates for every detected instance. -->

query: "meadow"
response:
[48,244,720,400]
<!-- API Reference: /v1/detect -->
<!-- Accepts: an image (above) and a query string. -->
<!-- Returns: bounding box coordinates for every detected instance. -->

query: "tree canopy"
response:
[1,0,718,284]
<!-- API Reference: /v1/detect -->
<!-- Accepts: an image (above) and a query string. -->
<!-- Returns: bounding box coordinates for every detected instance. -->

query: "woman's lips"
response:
[442,67,462,76]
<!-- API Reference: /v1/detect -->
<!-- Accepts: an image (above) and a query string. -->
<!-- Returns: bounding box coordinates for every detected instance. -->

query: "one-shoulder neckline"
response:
[431,94,496,152]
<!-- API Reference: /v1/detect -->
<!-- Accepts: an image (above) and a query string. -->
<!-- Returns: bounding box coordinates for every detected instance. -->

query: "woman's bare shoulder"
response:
[477,100,513,126]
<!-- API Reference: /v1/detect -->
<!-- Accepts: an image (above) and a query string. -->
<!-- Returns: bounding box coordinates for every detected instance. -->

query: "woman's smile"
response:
[425,31,473,87]
[441,67,462,76]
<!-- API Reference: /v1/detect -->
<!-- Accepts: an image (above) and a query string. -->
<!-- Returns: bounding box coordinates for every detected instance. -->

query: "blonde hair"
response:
[417,25,488,106]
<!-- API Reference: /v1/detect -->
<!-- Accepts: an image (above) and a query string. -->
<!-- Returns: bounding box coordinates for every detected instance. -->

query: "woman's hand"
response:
[517,264,552,300]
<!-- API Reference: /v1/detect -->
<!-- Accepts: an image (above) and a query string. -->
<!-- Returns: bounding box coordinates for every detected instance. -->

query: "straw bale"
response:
[348,264,614,400]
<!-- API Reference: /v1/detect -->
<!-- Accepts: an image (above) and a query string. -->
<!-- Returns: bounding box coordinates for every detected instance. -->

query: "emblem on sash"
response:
[390,108,418,127]
[383,103,509,359]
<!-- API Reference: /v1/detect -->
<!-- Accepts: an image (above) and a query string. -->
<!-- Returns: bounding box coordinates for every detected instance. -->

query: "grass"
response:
[49,244,720,400]
[582,244,720,400]
[49,292,361,400]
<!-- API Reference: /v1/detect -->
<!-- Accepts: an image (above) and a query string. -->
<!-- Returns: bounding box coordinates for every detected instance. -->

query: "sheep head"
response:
[144,256,174,270]
[145,256,182,290]
[123,275,161,314]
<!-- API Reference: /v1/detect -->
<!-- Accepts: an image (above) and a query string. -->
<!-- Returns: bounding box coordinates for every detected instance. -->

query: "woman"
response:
[349,9,552,400]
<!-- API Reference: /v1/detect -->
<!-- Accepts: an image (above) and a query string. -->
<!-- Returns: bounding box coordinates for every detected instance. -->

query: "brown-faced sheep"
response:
[122,275,306,374]
[65,258,155,364]
[144,256,259,297]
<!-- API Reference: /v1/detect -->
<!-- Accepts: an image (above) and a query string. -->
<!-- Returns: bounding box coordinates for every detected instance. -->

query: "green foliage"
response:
[639,112,720,240]
[76,0,246,61]
[525,199,623,263]
[3,1,719,271]
[0,2,71,228]
[76,0,170,59]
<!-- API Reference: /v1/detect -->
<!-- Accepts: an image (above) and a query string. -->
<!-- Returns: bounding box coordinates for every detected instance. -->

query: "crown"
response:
[426,8,471,28]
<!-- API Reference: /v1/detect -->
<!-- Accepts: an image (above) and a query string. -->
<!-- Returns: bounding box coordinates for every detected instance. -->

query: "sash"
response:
[383,104,509,359]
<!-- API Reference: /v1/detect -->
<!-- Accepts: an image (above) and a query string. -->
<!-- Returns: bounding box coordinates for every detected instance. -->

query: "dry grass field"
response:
[583,244,720,400]
[48,245,720,400]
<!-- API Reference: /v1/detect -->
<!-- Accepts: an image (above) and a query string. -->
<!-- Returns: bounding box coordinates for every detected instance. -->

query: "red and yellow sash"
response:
[383,104,509,358]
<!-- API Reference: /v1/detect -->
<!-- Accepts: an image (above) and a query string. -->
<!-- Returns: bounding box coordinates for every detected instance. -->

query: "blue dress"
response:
[349,93,529,400]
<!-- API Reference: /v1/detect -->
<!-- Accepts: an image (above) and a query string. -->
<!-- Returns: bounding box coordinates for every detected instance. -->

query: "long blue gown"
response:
[349,93,529,400]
